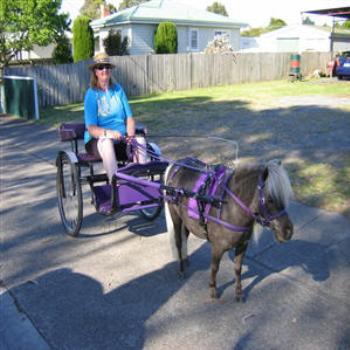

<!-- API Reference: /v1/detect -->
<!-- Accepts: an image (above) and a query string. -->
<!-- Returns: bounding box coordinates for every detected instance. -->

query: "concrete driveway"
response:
[1,115,349,350]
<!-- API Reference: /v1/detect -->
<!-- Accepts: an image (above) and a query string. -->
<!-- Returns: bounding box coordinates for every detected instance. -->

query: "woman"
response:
[84,53,147,181]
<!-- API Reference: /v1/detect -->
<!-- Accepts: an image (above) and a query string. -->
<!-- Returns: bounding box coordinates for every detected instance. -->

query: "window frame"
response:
[213,30,230,40]
[189,28,199,51]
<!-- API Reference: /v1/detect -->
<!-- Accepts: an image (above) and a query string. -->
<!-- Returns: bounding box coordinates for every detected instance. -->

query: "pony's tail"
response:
[164,165,178,260]
[252,222,263,245]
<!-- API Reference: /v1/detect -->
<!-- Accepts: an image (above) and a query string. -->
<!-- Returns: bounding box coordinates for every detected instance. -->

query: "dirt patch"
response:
[276,95,350,108]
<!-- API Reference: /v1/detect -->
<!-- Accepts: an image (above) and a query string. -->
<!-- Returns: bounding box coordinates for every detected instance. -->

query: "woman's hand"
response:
[107,130,122,140]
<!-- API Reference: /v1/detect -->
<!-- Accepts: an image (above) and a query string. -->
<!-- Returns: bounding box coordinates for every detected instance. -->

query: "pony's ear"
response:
[271,158,282,166]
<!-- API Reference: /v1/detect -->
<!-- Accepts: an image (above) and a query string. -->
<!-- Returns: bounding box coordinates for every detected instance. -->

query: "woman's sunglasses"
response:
[96,65,112,70]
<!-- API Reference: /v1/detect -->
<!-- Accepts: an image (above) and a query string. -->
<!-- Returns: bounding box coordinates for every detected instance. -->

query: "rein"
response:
[130,138,215,174]
[224,173,287,228]
[131,139,287,232]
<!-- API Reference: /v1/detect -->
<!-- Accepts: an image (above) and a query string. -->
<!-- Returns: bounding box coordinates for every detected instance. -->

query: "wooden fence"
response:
[5,52,332,108]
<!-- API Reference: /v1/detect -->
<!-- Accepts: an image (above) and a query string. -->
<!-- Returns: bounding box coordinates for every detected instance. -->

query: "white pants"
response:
[97,137,149,182]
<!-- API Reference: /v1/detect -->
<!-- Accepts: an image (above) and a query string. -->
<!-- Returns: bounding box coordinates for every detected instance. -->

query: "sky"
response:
[60,0,343,28]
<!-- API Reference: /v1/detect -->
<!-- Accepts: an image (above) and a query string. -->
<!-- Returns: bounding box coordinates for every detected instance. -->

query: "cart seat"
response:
[59,122,85,141]
[59,122,147,165]
[77,152,102,163]
[59,122,147,142]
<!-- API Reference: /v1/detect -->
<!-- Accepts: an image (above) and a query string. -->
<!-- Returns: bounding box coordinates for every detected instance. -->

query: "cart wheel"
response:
[139,172,163,220]
[56,152,83,237]
[139,205,162,221]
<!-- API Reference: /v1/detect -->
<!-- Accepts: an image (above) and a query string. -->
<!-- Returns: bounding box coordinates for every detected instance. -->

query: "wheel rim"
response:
[140,205,162,220]
[57,155,83,236]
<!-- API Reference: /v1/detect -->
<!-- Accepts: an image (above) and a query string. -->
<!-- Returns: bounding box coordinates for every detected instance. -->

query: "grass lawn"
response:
[40,79,350,218]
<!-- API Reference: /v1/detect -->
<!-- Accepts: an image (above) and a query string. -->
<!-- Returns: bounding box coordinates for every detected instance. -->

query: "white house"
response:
[12,43,55,60]
[240,24,350,53]
[90,0,246,55]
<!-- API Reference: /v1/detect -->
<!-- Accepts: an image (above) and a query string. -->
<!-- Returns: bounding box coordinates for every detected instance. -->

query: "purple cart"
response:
[56,122,168,237]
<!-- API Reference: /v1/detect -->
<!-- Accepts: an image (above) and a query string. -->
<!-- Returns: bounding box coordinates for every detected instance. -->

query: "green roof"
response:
[91,0,246,29]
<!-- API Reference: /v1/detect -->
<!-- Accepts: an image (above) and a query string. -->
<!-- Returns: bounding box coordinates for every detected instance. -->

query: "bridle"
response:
[224,172,287,228]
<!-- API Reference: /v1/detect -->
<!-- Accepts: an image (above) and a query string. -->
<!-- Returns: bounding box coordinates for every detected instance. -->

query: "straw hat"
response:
[89,52,115,70]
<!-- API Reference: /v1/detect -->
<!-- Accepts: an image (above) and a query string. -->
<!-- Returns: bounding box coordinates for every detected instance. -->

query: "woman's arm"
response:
[126,117,135,137]
[87,125,123,140]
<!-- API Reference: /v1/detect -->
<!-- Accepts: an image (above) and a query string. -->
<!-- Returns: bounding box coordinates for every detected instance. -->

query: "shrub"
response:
[72,16,94,62]
[103,29,129,56]
[154,22,177,54]
[204,36,235,55]
[52,35,73,64]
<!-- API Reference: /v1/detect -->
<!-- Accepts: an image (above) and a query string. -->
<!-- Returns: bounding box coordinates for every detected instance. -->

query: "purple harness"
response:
[185,166,287,233]
[132,139,287,233]
[188,165,226,220]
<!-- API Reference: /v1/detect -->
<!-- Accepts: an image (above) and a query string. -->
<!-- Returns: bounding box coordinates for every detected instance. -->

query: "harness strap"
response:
[186,167,250,234]
[196,170,213,236]
[224,185,255,218]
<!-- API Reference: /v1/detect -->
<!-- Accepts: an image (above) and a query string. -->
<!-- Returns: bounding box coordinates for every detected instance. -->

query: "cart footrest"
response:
[93,182,163,214]
[118,161,169,177]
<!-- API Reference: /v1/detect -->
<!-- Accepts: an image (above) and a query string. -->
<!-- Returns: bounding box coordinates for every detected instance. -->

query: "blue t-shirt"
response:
[84,83,133,144]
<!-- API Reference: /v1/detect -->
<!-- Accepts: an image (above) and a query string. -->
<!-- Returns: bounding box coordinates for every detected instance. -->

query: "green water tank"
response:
[290,54,301,75]
[4,76,40,119]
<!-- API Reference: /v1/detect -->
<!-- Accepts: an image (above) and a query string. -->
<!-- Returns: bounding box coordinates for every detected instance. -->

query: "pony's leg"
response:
[234,242,248,302]
[165,202,184,275]
[209,245,225,299]
[181,223,190,269]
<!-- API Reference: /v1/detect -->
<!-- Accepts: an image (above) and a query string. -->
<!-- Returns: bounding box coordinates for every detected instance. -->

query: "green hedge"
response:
[72,16,94,63]
[154,22,177,54]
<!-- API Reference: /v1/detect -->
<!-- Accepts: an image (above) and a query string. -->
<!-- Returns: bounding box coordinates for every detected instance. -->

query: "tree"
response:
[80,0,117,20]
[206,2,228,17]
[242,17,287,37]
[268,17,286,30]
[0,0,69,75]
[154,22,177,54]
[0,0,69,112]
[118,0,149,11]
[241,27,265,37]
[52,35,73,64]
[302,16,315,25]
[103,29,129,56]
[72,16,94,63]
[341,20,350,30]
[81,0,104,19]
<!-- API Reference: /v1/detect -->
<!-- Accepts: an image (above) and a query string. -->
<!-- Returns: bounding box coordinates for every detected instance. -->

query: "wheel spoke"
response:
[56,153,83,237]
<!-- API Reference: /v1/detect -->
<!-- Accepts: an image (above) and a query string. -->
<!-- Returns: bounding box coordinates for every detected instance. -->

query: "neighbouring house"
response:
[240,24,350,53]
[90,0,246,55]
[12,43,55,61]
[10,31,73,62]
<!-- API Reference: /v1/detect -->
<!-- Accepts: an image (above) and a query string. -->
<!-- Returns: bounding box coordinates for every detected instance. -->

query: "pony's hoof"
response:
[177,271,186,279]
[210,287,218,299]
[235,294,244,303]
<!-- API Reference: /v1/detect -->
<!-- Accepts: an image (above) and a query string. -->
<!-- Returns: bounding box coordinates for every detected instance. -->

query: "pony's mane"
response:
[234,160,293,208]
[266,159,294,208]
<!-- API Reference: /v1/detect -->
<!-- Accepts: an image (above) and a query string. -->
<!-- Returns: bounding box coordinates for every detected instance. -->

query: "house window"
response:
[94,36,100,52]
[214,30,229,39]
[189,28,199,50]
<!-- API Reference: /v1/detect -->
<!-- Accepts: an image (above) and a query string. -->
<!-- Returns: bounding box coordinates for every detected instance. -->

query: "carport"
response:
[302,1,350,53]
